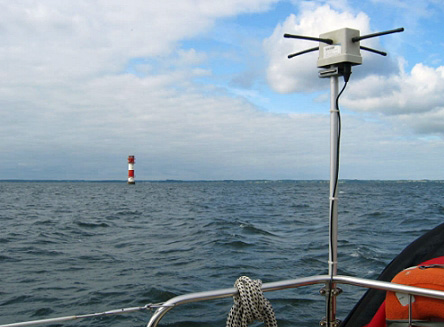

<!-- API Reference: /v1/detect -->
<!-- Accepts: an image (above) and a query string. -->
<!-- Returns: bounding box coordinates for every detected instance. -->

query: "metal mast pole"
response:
[326,73,340,326]
[284,27,403,327]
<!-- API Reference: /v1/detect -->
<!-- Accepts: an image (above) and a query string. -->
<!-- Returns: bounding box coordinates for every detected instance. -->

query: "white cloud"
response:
[344,63,444,116]
[339,114,444,180]
[0,0,278,82]
[394,108,444,136]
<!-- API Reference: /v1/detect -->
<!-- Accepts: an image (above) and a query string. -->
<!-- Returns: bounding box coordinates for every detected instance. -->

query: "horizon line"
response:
[0,179,442,183]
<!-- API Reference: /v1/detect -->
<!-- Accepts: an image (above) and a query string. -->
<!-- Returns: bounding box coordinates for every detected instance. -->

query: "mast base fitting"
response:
[320,318,341,327]
[319,286,343,296]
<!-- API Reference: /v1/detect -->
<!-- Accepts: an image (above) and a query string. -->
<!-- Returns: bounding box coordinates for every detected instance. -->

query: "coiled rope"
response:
[226,276,278,327]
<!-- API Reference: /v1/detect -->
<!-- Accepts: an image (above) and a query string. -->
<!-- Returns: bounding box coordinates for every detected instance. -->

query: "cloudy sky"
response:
[1,0,443,180]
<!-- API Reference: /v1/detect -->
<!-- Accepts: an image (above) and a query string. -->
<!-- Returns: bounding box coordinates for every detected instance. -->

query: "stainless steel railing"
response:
[3,274,444,327]
[146,274,444,327]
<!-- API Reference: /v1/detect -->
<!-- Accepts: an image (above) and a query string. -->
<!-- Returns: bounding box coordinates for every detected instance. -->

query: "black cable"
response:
[333,80,347,192]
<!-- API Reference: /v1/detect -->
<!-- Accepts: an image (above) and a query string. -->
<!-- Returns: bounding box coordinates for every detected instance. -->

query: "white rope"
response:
[226,276,278,327]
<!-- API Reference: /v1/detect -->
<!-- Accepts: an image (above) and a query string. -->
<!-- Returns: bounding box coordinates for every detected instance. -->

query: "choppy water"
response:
[1,180,444,326]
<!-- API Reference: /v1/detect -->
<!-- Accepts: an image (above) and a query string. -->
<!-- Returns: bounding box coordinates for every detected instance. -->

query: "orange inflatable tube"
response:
[386,265,444,321]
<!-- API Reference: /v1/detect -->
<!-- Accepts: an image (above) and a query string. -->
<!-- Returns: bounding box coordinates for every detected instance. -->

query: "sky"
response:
[0,0,443,181]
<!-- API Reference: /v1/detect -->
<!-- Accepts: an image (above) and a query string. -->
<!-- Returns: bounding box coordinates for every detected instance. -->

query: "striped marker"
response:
[128,155,135,184]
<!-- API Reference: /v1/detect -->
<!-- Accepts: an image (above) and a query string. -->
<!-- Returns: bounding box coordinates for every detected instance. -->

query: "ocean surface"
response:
[1,180,444,327]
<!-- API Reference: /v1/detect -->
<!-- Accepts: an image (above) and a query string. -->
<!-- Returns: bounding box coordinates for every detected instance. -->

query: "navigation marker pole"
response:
[128,155,135,184]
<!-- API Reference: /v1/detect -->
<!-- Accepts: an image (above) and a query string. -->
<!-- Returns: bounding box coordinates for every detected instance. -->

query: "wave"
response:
[75,221,111,228]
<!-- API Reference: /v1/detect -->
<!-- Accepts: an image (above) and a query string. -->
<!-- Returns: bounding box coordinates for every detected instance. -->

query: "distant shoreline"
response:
[0,179,442,183]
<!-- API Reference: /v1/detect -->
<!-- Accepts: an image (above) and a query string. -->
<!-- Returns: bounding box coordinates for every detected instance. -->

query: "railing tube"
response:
[147,275,444,327]
[147,275,331,327]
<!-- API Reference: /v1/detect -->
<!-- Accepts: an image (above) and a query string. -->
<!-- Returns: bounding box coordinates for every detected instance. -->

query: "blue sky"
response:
[0,0,443,180]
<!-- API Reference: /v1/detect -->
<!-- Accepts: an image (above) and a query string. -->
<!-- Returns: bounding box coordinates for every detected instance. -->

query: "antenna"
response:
[283,27,404,327]
[284,27,404,70]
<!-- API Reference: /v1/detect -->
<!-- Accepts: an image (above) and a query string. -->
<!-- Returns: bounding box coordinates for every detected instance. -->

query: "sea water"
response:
[1,180,444,326]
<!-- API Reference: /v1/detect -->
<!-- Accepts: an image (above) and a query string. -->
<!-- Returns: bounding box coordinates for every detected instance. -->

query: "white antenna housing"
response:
[317,28,362,68]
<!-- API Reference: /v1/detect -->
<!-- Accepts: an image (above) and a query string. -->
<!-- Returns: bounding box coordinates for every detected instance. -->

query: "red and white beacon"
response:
[128,155,135,184]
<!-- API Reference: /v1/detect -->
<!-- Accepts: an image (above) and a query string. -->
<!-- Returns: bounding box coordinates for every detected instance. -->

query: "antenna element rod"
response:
[352,27,404,42]
[360,46,387,56]
[288,47,319,59]
[284,34,333,44]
